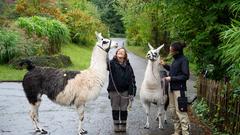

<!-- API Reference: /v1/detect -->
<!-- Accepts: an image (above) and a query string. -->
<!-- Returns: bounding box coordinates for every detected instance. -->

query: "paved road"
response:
[0,38,203,135]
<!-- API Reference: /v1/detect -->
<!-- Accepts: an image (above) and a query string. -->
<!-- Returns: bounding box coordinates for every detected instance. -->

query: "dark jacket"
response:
[107,58,137,96]
[163,54,189,91]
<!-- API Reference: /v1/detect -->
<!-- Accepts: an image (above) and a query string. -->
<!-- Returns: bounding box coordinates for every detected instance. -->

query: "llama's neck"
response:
[89,45,108,79]
[144,57,161,83]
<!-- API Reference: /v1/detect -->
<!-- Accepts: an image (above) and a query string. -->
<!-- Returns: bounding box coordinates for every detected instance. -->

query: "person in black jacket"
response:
[160,41,190,135]
[107,47,136,132]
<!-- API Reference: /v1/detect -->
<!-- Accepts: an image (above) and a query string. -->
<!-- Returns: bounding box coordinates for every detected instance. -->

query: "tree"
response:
[91,0,125,37]
[115,0,237,80]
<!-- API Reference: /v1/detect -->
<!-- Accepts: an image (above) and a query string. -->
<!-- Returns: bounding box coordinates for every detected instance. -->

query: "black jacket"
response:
[163,54,189,91]
[107,58,136,96]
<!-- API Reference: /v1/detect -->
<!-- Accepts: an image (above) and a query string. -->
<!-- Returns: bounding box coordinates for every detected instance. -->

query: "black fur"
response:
[19,59,35,71]
[160,70,169,111]
[21,61,80,104]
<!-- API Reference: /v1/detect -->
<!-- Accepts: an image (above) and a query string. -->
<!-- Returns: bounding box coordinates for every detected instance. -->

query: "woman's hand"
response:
[160,60,165,65]
[164,76,171,81]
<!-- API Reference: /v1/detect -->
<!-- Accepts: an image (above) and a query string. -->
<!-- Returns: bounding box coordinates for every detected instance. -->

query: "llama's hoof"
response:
[40,129,48,134]
[164,120,167,124]
[144,124,150,129]
[35,128,48,134]
[35,128,41,132]
[78,129,88,135]
[158,126,164,130]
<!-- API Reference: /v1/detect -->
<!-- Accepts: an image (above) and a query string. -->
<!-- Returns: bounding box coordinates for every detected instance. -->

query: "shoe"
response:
[119,124,126,132]
[171,133,180,135]
[171,131,182,135]
[113,122,121,132]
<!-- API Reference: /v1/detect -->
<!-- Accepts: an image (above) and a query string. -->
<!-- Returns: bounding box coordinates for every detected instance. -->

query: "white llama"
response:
[140,43,168,129]
[20,32,117,135]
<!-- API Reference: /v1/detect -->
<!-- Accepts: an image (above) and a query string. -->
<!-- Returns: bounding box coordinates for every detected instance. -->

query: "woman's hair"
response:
[113,47,128,61]
[170,41,186,54]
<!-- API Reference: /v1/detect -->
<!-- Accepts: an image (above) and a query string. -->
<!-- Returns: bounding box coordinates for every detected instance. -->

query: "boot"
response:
[119,121,127,132]
[113,120,121,132]
[120,111,128,132]
[172,118,182,135]
[112,110,120,132]
[171,130,182,135]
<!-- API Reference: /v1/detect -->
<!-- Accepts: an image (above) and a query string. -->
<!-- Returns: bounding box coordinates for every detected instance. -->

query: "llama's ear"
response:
[148,43,154,50]
[156,44,164,52]
[95,31,101,40]
[95,31,99,36]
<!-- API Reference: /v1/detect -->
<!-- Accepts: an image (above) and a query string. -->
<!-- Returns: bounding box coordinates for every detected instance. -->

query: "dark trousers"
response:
[109,91,129,124]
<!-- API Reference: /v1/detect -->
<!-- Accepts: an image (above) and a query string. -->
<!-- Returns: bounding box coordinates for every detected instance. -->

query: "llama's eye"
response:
[103,41,109,44]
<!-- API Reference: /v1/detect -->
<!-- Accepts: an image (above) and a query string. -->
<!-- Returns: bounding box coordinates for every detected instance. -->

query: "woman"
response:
[160,41,190,135]
[107,47,136,132]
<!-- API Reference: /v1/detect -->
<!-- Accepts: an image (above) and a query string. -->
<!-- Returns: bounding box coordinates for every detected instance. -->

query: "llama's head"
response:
[95,31,118,52]
[146,43,164,61]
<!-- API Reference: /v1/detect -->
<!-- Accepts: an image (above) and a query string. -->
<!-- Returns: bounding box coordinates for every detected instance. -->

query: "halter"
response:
[148,51,160,80]
[149,51,158,61]
[97,40,112,53]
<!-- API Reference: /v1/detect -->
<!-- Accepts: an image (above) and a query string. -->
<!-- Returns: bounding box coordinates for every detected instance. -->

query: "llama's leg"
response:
[142,101,150,129]
[77,105,87,135]
[164,109,167,124]
[29,100,47,134]
[157,105,164,129]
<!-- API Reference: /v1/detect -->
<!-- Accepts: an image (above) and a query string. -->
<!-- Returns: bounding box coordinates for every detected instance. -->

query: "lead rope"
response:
[107,54,135,111]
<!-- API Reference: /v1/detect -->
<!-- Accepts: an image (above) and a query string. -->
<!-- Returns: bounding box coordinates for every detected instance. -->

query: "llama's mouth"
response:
[149,58,156,61]
[111,42,118,48]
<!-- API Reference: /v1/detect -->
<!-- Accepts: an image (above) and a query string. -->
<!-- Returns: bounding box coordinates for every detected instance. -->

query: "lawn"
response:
[0,43,93,81]
[61,43,92,70]
[0,65,26,81]
[126,45,147,58]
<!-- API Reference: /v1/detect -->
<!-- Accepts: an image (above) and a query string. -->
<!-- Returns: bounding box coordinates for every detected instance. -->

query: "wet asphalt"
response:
[0,38,204,135]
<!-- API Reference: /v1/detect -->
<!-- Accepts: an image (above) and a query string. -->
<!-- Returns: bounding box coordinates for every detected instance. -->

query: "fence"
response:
[198,76,240,135]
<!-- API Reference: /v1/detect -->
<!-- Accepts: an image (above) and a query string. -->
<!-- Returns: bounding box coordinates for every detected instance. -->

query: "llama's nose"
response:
[115,43,118,48]
[112,42,118,48]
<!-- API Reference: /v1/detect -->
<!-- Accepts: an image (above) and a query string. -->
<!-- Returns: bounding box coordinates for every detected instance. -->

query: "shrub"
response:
[0,27,48,64]
[17,16,70,54]
[0,28,19,64]
[219,19,240,91]
[10,54,72,69]
[15,0,66,21]
[64,9,108,45]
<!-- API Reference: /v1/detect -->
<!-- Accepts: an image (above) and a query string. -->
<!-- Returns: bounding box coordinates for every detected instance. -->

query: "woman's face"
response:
[116,49,126,62]
[170,46,177,56]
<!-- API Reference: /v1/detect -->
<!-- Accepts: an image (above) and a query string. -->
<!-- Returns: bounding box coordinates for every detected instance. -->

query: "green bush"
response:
[64,9,108,45]
[0,0,19,20]
[219,2,240,91]
[17,16,70,54]
[10,54,72,69]
[15,0,65,21]
[0,27,47,64]
[68,0,101,19]
[0,29,19,64]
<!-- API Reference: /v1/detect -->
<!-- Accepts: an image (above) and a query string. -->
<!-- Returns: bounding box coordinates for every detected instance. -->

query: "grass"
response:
[61,43,92,70]
[0,65,26,81]
[0,43,93,81]
[126,45,147,58]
